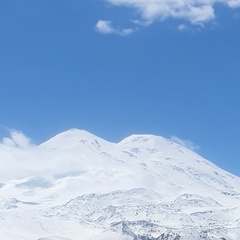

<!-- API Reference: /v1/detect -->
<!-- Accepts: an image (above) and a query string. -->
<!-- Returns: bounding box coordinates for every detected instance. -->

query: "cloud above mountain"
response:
[0,129,34,149]
[0,130,84,182]
[170,135,200,151]
[97,0,240,34]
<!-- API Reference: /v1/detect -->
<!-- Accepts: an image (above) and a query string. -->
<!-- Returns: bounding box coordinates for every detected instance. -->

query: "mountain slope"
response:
[0,129,239,240]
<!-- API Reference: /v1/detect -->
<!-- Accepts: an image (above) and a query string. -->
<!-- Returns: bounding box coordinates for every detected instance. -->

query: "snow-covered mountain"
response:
[0,129,239,240]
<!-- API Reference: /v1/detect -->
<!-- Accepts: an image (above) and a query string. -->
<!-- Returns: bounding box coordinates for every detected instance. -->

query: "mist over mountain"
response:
[0,129,239,240]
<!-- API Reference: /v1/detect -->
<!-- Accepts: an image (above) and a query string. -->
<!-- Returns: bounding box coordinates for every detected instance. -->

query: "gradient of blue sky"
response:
[0,0,240,176]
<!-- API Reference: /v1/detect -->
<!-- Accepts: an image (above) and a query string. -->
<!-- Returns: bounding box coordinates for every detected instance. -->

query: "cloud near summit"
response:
[96,0,240,34]
[170,136,200,151]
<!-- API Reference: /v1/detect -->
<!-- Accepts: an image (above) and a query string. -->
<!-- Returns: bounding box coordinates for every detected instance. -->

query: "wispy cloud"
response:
[0,130,83,182]
[170,136,199,151]
[95,20,134,36]
[1,129,34,149]
[178,24,187,31]
[97,0,240,33]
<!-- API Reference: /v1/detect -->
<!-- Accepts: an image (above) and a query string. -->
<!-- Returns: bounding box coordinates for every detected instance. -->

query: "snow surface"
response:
[0,129,240,239]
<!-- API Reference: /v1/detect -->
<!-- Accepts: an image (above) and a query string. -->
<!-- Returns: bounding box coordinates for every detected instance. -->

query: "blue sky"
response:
[0,0,240,176]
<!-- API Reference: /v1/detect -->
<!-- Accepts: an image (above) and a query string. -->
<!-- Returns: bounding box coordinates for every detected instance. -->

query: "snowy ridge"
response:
[0,129,240,239]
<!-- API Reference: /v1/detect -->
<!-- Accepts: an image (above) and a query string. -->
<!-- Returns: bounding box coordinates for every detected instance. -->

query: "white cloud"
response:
[95,20,134,36]
[178,24,187,31]
[130,19,152,27]
[97,0,240,32]
[0,130,79,182]
[170,135,199,151]
[1,129,34,149]
[227,0,240,7]
[95,20,114,34]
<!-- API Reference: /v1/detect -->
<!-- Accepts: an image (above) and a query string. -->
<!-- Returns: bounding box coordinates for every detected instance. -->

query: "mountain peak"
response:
[40,128,110,149]
[118,133,186,153]
[119,134,165,145]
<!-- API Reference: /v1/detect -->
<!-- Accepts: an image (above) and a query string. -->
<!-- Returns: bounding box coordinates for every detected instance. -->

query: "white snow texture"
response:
[0,129,240,240]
